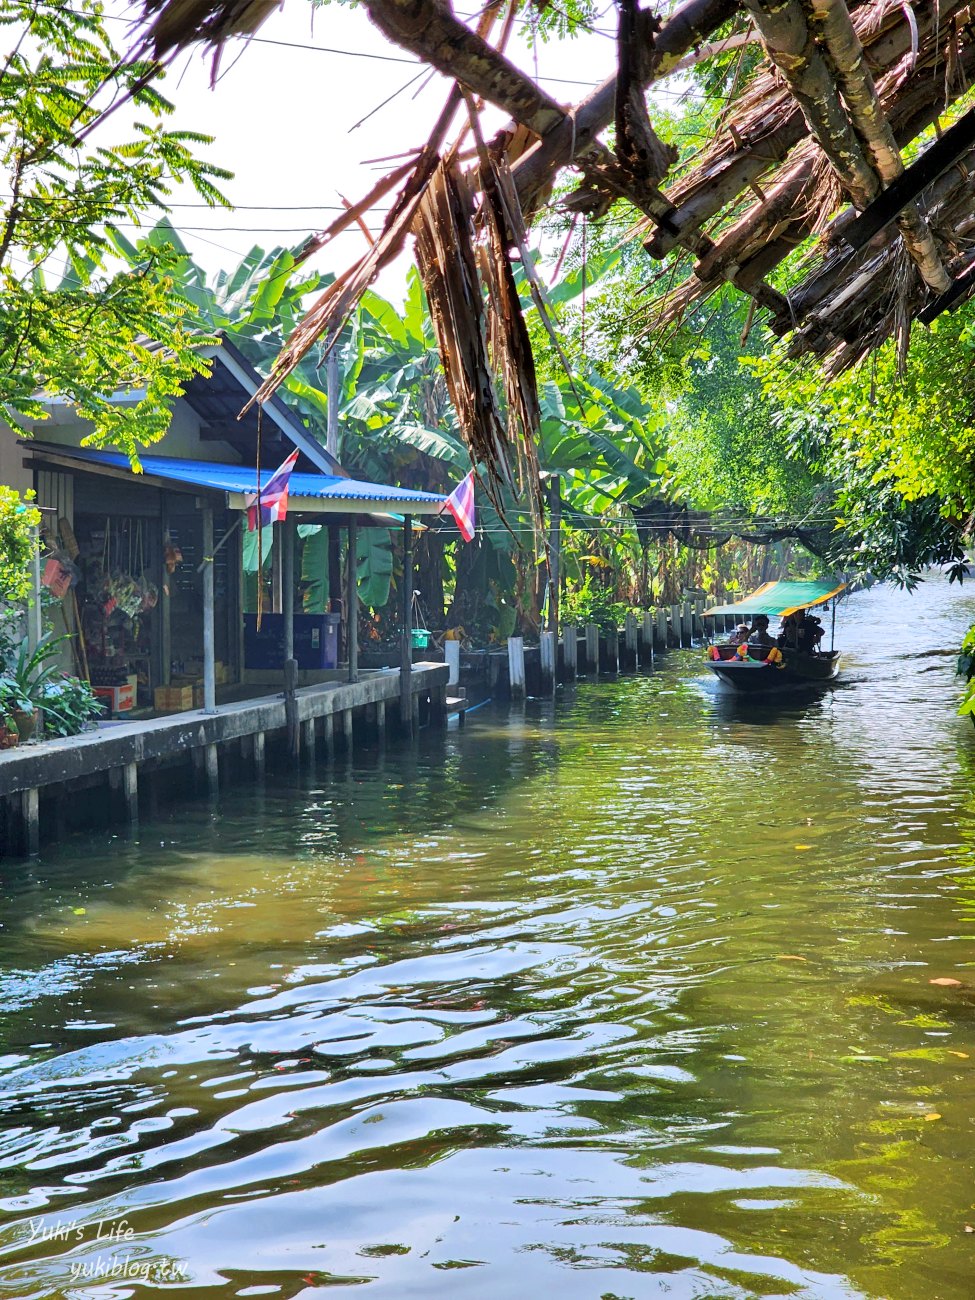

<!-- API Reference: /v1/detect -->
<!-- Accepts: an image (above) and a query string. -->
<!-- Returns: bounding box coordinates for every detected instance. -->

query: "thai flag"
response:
[246,449,299,531]
[444,470,476,542]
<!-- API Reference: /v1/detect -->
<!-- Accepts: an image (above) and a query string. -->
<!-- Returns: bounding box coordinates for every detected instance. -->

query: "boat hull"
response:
[705,650,840,694]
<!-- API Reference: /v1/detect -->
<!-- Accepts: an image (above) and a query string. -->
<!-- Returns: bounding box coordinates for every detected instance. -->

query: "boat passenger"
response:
[777,609,803,649]
[730,622,751,645]
[747,614,774,648]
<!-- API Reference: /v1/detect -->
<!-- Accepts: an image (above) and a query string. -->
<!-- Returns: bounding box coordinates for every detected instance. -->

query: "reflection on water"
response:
[2,577,975,1298]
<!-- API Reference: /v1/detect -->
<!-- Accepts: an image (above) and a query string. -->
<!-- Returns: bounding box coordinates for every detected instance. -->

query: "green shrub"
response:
[40,675,103,738]
[562,576,630,633]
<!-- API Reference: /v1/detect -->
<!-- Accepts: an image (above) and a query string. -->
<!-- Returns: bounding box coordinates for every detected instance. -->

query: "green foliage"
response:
[562,574,629,632]
[39,673,102,737]
[665,296,822,517]
[4,632,66,710]
[0,0,230,458]
[755,317,974,586]
[356,528,393,609]
[0,485,40,603]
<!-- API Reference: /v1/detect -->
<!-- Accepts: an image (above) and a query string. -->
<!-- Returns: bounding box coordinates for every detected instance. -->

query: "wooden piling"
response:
[430,681,448,729]
[681,601,694,645]
[641,611,654,663]
[508,636,526,698]
[301,717,316,761]
[562,625,578,679]
[539,630,556,693]
[444,639,460,686]
[669,604,681,646]
[204,743,219,796]
[21,787,38,856]
[624,613,639,669]
[110,762,138,824]
[584,624,599,673]
[656,606,668,648]
[694,597,705,637]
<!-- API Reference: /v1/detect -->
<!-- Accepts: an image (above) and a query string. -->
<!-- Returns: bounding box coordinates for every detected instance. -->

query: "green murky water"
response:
[3,577,975,1299]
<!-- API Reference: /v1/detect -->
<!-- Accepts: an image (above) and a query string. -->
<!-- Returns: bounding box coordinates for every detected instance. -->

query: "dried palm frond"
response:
[412,146,545,534]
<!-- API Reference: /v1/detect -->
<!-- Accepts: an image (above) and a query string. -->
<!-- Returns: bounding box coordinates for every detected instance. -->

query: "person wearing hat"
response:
[747,614,774,648]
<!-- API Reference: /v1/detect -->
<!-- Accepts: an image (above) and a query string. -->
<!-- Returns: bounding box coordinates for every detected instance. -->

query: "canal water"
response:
[2,577,975,1299]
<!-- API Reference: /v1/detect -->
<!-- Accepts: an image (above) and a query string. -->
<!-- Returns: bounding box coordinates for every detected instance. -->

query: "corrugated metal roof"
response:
[41,447,448,509]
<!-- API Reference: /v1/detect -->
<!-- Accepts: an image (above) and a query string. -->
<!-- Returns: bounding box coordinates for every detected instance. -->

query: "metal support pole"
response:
[271,521,283,614]
[282,519,295,666]
[160,516,172,686]
[400,515,414,733]
[28,525,41,655]
[201,504,217,714]
[328,525,342,611]
[284,657,299,758]
[347,519,358,684]
[326,347,340,459]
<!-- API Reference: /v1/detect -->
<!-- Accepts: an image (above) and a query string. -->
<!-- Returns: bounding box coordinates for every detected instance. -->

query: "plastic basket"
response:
[411,628,431,650]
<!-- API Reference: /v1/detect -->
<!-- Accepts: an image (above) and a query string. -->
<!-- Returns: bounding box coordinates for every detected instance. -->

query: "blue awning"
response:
[29,445,449,515]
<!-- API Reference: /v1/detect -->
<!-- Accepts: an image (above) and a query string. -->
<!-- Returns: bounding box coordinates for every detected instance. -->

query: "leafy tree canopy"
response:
[0,485,39,604]
[0,0,230,460]
[754,308,975,585]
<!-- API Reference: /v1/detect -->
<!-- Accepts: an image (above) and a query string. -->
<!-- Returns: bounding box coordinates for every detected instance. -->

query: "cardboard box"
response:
[93,679,136,713]
[153,684,194,712]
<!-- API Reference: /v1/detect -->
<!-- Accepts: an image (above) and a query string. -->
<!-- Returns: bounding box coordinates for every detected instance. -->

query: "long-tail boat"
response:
[702,579,847,694]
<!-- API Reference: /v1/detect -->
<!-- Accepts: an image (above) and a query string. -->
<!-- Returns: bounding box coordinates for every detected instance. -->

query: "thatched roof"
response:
[130,0,975,466]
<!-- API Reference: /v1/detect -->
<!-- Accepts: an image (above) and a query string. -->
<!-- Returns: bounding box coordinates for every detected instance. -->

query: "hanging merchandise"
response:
[41,550,78,599]
[134,522,158,612]
[76,513,158,709]
[410,590,432,650]
[163,532,183,574]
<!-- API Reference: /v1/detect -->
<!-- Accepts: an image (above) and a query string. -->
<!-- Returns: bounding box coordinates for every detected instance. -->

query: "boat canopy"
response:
[704,579,847,618]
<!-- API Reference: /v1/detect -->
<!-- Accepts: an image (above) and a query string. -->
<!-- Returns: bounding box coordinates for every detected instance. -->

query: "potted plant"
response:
[0,711,19,749]
[4,633,67,741]
[40,675,103,737]
[0,674,34,741]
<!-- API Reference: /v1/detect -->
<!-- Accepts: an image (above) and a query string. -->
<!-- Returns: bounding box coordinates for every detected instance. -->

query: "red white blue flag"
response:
[246,449,299,531]
[444,470,476,542]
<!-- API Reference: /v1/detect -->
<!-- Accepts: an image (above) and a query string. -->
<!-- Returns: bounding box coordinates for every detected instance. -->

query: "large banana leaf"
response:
[356,527,393,608]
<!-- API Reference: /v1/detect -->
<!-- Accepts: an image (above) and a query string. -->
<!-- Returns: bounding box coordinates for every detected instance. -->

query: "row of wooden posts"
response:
[496,597,710,698]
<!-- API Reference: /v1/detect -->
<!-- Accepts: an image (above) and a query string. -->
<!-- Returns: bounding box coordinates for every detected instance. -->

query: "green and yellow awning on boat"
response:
[704,579,847,619]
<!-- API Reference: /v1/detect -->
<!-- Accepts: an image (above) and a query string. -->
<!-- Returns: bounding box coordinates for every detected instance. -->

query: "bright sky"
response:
[106,1,680,296]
